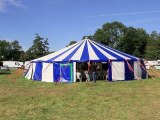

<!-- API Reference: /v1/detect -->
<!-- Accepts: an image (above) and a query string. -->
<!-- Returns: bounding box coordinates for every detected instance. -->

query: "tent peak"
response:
[82,38,93,41]
[84,36,88,39]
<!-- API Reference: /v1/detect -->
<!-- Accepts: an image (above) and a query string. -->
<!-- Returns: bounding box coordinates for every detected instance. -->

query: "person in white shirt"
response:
[76,70,82,82]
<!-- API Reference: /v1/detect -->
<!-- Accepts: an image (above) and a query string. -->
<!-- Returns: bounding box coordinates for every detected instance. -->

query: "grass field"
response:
[1,74,160,120]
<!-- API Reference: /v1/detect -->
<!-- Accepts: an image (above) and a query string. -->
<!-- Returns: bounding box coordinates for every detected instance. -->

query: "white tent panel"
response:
[91,41,116,60]
[73,62,76,82]
[54,43,80,61]
[42,63,53,82]
[25,64,33,79]
[92,40,138,60]
[31,63,36,79]
[87,40,99,60]
[32,41,81,62]
[134,61,142,79]
[70,41,86,60]
[112,61,125,81]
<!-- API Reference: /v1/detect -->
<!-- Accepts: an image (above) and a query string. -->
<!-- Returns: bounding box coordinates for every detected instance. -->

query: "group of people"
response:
[76,62,101,83]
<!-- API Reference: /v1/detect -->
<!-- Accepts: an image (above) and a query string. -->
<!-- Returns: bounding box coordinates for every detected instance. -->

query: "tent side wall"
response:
[108,60,147,81]
[25,63,36,80]
[134,61,142,79]
[25,62,76,82]
[111,61,125,81]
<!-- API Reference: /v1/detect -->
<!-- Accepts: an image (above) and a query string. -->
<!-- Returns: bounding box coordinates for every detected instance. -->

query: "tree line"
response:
[0,34,49,62]
[81,21,160,60]
[1,21,160,62]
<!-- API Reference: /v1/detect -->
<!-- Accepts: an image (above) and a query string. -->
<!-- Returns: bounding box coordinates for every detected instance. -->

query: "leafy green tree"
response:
[150,31,160,40]
[82,35,94,40]
[10,40,23,61]
[19,51,25,62]
[0,40,23,61]
[145,31,160,60]
[67,40,77,47]
[32,34,49,58]
[23,47,35,61]
[94,21,126,48]
[0,40,11,61]
[117,27,148,58]
[24,34,49,60]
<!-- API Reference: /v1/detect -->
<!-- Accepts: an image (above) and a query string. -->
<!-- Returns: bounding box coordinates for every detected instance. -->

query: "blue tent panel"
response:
[125,61,134,80]
[108,61,112,81]
[80,42,89,61]
[60,63,73,82]
[33,62,42,81]
[53,63,60,82]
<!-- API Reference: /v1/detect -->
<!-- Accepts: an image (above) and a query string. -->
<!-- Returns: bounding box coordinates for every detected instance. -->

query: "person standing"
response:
[76,70,82,82]
[85,71,90,82]
[87,62,92,81]
[92,63,97,83]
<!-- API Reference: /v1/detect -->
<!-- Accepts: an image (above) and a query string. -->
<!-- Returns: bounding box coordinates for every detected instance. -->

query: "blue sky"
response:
[0,0,160,51]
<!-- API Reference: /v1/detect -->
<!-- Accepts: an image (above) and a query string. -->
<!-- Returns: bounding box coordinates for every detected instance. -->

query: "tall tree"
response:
[117,27,148,58]
[145,31,160,60]
[0,40,23,61]
[23,47,35,61]
[24,34,49,60]
[0,40,11,61]
[10,40,23,61]
[67,40,77,47]
[94,21,126,48]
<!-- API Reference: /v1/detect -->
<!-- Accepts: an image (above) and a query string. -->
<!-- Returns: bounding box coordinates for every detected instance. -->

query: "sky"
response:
[0,0,160,52]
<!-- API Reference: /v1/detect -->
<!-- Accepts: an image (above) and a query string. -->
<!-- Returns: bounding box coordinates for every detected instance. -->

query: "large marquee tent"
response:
[25,39,147,82]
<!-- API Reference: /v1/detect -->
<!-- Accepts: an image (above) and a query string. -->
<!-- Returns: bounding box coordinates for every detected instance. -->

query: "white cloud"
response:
[9,0,22,6]
[0,0,25,12]
[88,10,160,18]
[0,0,6,12]
[125,18,160,25]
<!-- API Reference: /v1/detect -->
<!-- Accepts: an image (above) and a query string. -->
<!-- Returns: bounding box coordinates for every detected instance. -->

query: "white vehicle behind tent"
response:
[24,61,31,70]
[157,60,160,65]
[154,60,160,69]
[2,61,23,68]
[147,60,157,66]
[154,65,160,69]
[145,60,160,69]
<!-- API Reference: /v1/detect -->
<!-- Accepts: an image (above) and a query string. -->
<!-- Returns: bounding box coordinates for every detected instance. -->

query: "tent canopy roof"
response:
[32,39,139,63]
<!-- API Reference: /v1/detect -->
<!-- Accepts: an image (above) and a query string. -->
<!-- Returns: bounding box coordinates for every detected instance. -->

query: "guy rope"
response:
[7,66,25,83]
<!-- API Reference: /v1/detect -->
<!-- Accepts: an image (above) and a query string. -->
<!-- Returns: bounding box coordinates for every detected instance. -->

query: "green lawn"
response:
[0,74,160,120]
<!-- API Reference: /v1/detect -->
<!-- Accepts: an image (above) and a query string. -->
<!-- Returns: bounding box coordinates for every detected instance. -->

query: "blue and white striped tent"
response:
[25,39,147,82]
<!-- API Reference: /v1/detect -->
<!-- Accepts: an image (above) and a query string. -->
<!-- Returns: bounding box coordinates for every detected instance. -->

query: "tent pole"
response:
[145,60,160,78]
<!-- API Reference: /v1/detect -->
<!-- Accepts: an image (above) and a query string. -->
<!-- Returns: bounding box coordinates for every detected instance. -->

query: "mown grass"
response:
[1,74,160,120]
